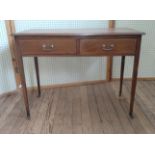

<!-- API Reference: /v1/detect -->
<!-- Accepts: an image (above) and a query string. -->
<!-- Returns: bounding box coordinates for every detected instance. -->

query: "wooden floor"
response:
[0,80,155,134]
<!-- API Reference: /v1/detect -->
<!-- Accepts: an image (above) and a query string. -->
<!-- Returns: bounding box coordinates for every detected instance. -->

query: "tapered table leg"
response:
[129,37,141,117]
[34,57,41,97]
[119,56,125,96]
[18,56,30,119]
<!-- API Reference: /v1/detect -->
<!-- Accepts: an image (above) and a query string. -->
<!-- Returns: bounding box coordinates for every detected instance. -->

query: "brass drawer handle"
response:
[102,44,115,51]
[42,44,54,51]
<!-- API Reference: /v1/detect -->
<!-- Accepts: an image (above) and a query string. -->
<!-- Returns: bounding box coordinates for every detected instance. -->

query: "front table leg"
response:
[129,37,141,117]
[19,57,30,119]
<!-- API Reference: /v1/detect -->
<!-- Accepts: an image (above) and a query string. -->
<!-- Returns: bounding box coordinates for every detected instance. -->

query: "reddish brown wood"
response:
[80,38,137,56]
[119,56,125,96]
[18,38,76,55]
[14,28,144,36]
[13,28,144,119]
[129,36,142,117]
[34,57,41,97]
[14,40,30,119]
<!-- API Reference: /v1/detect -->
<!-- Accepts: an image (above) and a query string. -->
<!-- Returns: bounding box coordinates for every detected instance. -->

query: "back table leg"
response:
[34,57,41,97]
[119,56,125,96]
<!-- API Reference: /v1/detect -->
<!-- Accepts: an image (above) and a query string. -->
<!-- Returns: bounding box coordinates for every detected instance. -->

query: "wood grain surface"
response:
[0,80,155,134]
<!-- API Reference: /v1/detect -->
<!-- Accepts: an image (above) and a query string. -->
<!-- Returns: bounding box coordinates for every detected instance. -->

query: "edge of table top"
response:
[13,28,145,37]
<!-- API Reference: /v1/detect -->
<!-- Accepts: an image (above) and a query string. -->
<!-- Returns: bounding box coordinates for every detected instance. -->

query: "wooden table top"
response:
[14,28,145,37]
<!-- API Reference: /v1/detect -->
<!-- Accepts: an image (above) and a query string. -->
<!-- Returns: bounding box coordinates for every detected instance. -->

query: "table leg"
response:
[34,57,41,97]
[119,56,125,96]
[19,57,30,119]
[129,37,141,117]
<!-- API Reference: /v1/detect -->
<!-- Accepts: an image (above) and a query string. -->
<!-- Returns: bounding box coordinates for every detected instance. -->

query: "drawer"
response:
[18,38,76,55]
[80,38,137,55]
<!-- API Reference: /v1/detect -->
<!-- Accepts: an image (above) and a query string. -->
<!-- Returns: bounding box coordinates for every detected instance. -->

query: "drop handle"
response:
[42,44,54,51]
[102,44,115,51]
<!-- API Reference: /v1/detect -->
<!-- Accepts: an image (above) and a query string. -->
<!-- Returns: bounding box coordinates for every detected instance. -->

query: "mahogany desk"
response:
[14,28,144,119]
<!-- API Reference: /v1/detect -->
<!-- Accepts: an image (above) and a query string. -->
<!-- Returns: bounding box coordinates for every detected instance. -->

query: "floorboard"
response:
[0,80,155,134]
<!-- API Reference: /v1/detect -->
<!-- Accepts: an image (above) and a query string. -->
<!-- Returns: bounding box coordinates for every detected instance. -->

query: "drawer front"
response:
[18,38,76,55]
[80,38,137,55]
